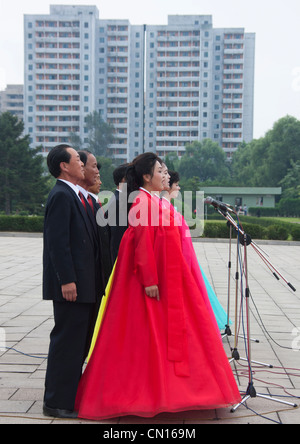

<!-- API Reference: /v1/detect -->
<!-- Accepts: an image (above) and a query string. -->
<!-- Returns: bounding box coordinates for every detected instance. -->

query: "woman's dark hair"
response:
[169,171,180,188]
[126,152,162,193]
[47,144,72,178]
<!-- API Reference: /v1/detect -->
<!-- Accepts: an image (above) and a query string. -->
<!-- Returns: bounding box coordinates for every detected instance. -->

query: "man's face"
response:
[65,148,84,182]
[84,154,99,187]
[89,174,102,195]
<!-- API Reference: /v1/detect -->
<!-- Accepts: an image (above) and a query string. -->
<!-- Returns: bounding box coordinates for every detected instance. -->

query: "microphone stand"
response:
[222,222,233,339]
[219,209,270,367]
[210,205,298,413]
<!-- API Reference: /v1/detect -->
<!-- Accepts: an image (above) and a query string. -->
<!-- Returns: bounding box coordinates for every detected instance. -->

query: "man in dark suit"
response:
[105,164,130,264]
[43,144,104,419]
[78,151,112,286]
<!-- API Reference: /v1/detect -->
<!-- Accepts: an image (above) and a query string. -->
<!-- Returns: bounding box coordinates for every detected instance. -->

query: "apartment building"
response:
[24,7,255,161]
[24,5,144,162]
[145,15,255,159]
[96,20,145,162]
[0,85,24,120]
[24,5,99,155]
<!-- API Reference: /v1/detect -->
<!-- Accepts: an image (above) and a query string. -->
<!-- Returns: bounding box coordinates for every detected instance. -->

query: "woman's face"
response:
[169,181,181,199]
[143,161,164,192]
[161,164,170,190]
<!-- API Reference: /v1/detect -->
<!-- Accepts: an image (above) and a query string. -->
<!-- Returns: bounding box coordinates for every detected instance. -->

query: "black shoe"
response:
[43,403,78,419]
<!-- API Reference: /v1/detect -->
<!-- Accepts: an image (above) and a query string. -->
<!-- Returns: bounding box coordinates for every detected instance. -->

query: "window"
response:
[235,197,243,207]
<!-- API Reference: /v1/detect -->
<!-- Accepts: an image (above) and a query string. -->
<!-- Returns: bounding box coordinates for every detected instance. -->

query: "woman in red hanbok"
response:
[75,153,241,421]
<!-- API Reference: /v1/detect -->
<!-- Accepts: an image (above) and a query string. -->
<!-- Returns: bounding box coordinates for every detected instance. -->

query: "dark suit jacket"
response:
[89,194,113,287]
[43,180,104,303]
[106,189,131,264]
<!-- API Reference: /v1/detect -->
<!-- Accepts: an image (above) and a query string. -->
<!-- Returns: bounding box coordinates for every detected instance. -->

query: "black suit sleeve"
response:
[44,190,77,286]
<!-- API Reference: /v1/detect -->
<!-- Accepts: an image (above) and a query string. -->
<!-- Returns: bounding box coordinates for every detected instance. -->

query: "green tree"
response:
[164,151,180,171]
[231,139,269,186]
[85,111,115,157]
[279,160,300,199]
[68,131,83,151]
[97,156,116,191]
[231,115,300,187]
[178,139,230,183]
[264,116,300,186]
[0,112,49,215]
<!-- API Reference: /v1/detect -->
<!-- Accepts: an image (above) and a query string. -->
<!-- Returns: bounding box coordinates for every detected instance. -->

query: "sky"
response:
[0,0,299,139]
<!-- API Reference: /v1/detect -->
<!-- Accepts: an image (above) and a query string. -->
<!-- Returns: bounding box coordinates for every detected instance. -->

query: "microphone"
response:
[204,197,235,213]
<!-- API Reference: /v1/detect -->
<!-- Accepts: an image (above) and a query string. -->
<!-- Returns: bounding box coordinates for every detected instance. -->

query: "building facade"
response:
[24,5,145,162]
[145,15,255,159]
[202,187,282,209]
[24,7,255,161]
[24,6,100,156]
[0,85,24,120]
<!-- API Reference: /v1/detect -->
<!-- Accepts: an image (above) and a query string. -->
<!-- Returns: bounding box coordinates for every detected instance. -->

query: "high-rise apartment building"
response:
[24,5,144,162]
[145,15,255,159]
[24,7,255,161]
[24,6,99,155]
[96,20,145,162]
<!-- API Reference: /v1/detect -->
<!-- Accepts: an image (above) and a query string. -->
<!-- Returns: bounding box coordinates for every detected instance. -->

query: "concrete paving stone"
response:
[0,376,45,390]
[0,388,18,400]
[10,388,44,402]
[0,415,51,424]
[2,315,50,328]
[0,353,45,366]
[0,364,39,373]
[13,337,49,356]
[1,235,300,424]
[0,400,34,414]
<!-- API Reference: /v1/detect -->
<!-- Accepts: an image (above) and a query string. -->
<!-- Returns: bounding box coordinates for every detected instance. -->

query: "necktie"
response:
[78,191,87,212]
[87,194,95,215]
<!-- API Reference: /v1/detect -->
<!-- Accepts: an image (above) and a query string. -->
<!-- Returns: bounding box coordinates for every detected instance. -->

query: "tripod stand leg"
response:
[256,393,297,408]
[231,393,298,413]
[239,357,273,368]
[231,395,251,413]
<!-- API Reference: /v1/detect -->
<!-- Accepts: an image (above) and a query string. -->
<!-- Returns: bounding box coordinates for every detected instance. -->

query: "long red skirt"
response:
[75,194,241,421]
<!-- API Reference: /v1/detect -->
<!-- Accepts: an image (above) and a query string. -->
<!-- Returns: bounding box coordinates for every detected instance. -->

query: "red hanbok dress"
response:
[75,189,241,420]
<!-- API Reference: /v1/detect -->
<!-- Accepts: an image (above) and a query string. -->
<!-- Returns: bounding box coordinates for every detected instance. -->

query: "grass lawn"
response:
[273,217,300,224]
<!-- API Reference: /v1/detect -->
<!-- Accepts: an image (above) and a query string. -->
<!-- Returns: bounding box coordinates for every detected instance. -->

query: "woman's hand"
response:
[145,285,160,301]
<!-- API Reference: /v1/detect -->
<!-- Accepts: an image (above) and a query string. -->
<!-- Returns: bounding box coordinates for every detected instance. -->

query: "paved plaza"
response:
[0,233,300,424]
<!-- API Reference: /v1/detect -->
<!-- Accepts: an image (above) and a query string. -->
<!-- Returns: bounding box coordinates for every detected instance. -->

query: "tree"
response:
[178,139,230,183]
[164,151,180,172]
[0,112,49,215]
[85,111,115,157]
[279,160,300,199]
[263,116,300,186]
[230,139,269,186]
[68,131,83,151]
[97,156,116,192]
[231,115,300,187]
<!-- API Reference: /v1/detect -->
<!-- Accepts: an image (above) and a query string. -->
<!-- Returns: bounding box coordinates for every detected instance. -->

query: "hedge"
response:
[202,220,299,241]
[203,221,268,240]
[1,215,300,242]
[291,224,300,241]
[249,199,300,218]
[0,216,44,233]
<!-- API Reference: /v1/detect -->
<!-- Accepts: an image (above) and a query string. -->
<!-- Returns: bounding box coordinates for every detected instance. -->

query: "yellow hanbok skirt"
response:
[87,261,117,362]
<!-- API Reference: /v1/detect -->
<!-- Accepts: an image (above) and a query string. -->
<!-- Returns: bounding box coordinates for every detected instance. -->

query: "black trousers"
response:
[44,300,99,411]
